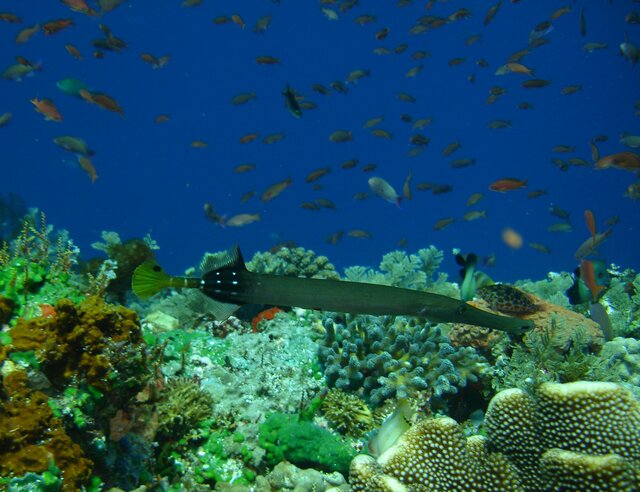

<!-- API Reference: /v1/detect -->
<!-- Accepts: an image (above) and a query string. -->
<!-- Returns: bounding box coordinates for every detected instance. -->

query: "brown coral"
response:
[0,368,93,489]
[7,296,143,392]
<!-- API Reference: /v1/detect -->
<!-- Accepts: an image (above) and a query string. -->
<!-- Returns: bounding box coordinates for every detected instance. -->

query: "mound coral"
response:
[486,381,640,491]
[350,381,640,491]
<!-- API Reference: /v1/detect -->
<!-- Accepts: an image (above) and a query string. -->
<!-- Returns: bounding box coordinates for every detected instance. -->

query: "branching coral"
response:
[319,315,488,407]
[156,377,214,437]
[247,246,339,279]
[343,246,445,290]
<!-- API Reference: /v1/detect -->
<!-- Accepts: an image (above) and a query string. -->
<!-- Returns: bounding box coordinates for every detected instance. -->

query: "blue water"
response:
[2,0,638,283]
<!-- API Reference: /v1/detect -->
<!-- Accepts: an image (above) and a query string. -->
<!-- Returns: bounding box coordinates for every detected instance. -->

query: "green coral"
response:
[247,246,339,279]
[605,272,640,338]
[259,412,357,474]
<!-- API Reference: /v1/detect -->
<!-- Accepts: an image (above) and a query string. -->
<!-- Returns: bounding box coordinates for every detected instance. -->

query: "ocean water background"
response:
[2,0,638,283]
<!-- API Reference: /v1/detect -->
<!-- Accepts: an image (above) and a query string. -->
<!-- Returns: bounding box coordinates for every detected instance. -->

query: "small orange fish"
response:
[261,177,292,202]
[154,114,170,124]
[584,210,596,239]
[78,155,98,183]
[15,24,40,44]
[579,259,605,301]
[594,151,640,171]
[433,217,455,231]
[191,140,208,148]
[65,44,82,60]
[305,167,330,183]
[31,97,62,122]
[239,132,259,144]
[231,14,245,29]
[502,227,523,249]
[90,92,125,116]
[489,178,527,192]
[61,0,97,15]
[0,12,21,23]
[43,19,74,35]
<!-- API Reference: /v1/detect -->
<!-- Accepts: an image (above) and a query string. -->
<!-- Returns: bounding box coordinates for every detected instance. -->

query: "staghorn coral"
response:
[5,296,144,394]
[349,417,522,491]
[319,314,488,407]
[321,388,374,437]
[485,381,640,491]
[247,246,339,279]
[0,367,93,490]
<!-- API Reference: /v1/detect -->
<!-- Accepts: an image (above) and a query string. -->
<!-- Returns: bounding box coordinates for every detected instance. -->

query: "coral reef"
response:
[350,381,640,491]
[0,212,81,319]
[0,367,93,490]
[247,246,339,279]
[319,314,488,406]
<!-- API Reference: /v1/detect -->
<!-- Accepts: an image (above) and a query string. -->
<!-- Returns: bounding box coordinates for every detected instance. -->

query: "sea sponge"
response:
[0,368,93,490]
[6,296,144,392]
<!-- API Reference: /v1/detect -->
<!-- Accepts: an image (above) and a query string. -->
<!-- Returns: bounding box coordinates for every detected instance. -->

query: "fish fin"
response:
[204,297,241,320]
[132,261,172,299]
[199,245,246,274]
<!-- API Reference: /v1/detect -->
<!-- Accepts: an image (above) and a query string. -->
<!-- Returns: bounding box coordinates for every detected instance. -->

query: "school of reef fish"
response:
[1,0,640,491]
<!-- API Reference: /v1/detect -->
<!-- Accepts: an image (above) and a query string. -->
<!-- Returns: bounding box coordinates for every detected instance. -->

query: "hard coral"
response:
[0,368,93,490]
[319,315,488,406]
[350,417,521,491]
[247,246,340,279]
[350,381,640,492]
[7,296,144,392]
[486,381,640,491]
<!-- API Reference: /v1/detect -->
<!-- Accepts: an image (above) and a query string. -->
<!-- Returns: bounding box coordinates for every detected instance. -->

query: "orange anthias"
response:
[489,177,527,192]
[31,97,62,122]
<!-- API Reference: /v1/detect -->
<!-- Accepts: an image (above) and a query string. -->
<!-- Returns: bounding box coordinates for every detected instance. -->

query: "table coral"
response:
[0,368,93,490]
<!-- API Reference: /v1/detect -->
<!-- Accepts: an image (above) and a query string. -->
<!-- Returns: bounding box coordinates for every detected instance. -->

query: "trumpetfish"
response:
[132,247,533,335]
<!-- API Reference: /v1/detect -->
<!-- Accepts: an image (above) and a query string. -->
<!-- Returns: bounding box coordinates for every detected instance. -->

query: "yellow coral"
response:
[321,388,374,437]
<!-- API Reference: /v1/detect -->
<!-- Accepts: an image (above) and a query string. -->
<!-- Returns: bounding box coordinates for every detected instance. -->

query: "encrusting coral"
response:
[350,381,640,492]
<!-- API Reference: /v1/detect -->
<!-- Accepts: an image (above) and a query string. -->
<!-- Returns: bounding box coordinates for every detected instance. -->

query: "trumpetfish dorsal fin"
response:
[199,245,247,274]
